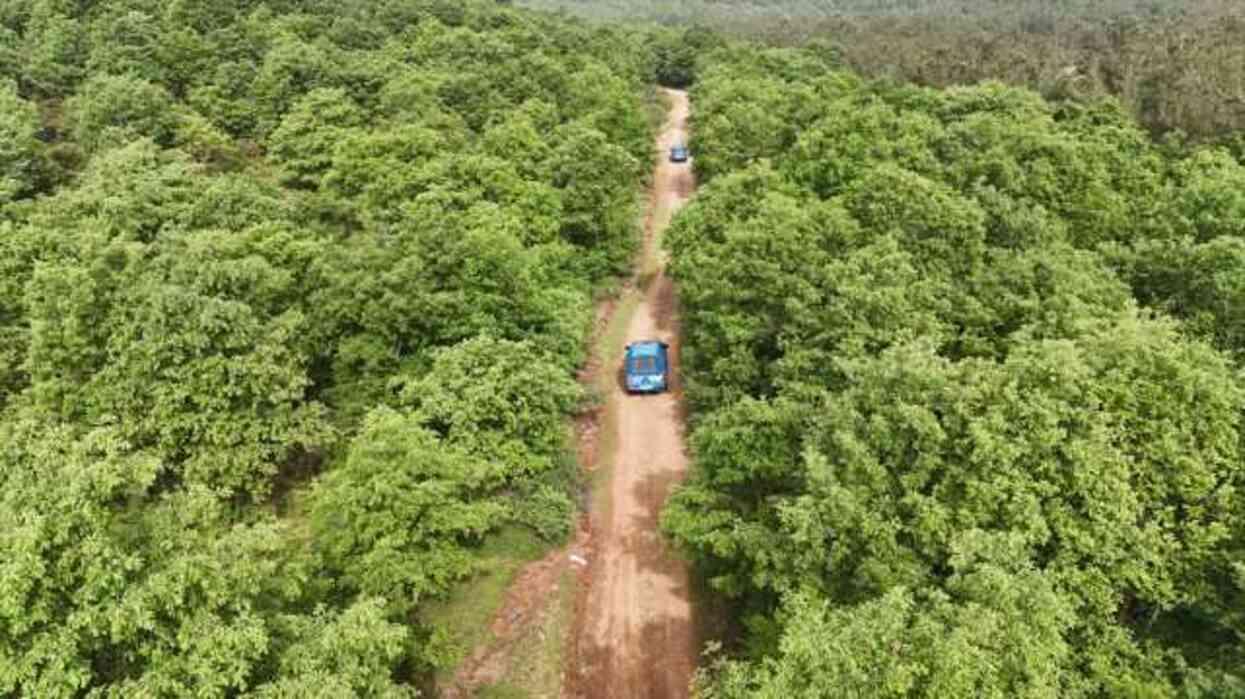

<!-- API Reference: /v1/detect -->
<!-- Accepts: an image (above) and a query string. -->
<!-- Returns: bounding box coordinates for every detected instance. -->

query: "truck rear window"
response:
[630,357,656,373]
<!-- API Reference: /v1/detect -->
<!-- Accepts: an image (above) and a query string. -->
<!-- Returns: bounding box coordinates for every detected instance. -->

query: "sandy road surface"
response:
[565,89,698,699]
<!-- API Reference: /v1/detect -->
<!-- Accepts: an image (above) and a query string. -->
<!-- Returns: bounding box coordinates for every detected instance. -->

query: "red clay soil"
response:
[442,89,698,699]
[564,89,698,699]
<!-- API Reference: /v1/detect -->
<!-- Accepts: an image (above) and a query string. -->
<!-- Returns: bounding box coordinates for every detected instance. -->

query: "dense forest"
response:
[663,41,1245,696]
[521,0,1200,22]
[523,0,1245,140]
[0,0,658,693]
[6,0,1245,695]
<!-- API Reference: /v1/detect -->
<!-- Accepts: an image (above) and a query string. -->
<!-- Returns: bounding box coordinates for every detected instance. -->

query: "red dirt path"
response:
[442,89,698,699]
[563,88,698,699]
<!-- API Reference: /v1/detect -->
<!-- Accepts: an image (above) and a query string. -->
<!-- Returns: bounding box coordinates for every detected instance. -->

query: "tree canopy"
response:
[0,0,657,692]
[666,42,1245,696]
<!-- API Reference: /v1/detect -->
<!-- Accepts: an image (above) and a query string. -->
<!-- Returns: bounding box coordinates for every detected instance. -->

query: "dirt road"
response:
[443,89,698,699]
[565,89,698,699]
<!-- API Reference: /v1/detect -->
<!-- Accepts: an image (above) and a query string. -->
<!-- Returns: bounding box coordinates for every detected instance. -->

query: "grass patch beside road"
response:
[422,526,547,686]
[477,565,577,698]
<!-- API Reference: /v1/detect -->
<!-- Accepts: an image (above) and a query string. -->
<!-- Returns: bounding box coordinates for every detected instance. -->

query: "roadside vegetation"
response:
[663,41,1245,696]
[0,0,656,693]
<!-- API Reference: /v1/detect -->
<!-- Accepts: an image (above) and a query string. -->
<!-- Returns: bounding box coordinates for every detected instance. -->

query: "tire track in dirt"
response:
[564,88,698,699]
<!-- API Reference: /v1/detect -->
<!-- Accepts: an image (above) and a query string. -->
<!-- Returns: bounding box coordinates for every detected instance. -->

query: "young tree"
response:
[269,87,366,188]
[0,80,40,203]
[63,74,178,154]
[395,336,584,474]
[311,409,508,607]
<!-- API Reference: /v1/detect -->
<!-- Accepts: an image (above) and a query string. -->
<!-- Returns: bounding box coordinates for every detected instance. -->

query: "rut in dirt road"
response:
[566,89,698,699]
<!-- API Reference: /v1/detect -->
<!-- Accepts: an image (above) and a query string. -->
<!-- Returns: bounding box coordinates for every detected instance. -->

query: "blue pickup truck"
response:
[624,340,670,393]
[669,144,689,163]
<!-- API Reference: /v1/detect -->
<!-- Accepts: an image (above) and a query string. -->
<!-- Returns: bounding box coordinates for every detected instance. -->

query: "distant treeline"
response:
[523,0,1199,22]
[524,0,1245,140]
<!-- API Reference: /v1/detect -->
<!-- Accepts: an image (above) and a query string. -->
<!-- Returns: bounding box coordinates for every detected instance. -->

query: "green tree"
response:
[20,0,84,97]
[396,336,584,475]
[63,74,179,154]
[311,409,508,607]
[0,420,392,696]
[269,87,366,188]
[548,121,641,276]
[671,39,1245,694]
[84,9,165,83]
[0,423,158,696]
[252,599,415,698]
[0,0,655,692]
[24,139,199,242]
[24,230,331,497]
[702,570,1078,698]
[0,79,40,203]
[250,33,340,136]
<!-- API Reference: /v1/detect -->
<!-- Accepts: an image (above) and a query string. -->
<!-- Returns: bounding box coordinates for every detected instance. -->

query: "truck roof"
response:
[627,340,665,357]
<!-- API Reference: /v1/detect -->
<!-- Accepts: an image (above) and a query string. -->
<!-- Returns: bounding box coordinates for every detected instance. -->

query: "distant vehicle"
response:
[624,340,670,393]
[669,144,689,163]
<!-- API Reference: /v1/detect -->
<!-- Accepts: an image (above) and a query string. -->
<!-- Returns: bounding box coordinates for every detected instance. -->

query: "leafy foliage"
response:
[312,409,509,609]
[666,42,1245,696]
[396,337,584,470]
[64,73,179,154]
[0,79,40,204]
[0,419,418,696]
[0,0,655,692]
